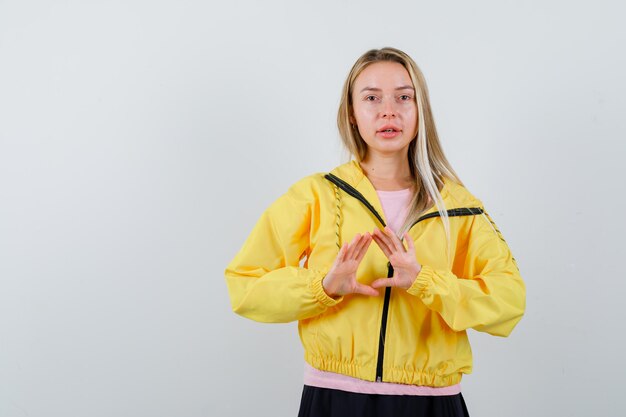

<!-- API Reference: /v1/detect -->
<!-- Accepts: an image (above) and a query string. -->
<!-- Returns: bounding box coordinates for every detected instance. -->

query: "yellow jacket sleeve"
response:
[407,209,526,336]
[224,178,343,323]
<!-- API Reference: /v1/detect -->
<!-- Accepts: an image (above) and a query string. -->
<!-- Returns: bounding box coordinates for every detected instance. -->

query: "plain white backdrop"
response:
[1,1,625,416]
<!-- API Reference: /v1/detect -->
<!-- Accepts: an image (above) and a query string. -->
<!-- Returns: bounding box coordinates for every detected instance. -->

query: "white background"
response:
[1,1,625,416]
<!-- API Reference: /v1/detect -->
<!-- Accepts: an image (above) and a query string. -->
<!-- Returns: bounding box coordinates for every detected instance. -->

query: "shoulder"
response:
[442,177,484,209]
[287,172,330,193]
[443,179,507,238]
[279,171,336,207]
[286,161,354,196]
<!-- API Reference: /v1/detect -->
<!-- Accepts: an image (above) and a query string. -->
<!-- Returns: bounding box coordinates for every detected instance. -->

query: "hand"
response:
[322,233,380,297]
[370,227,422,290]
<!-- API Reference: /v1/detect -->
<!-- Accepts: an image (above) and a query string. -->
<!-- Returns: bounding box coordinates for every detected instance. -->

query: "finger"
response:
[354,232,372,261]
[371,277,398,289]
[371,234,392,261]
[403,232,415,252]
[353,232,371,258]
[384,226,405,253]
[372,230,392,257]
[353,283,379,297]
[337,242,348,262]
[375,226,395,248]
[345,233,362,260]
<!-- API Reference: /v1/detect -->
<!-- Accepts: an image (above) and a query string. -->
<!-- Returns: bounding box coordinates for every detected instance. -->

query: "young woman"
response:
[225,47,526,417]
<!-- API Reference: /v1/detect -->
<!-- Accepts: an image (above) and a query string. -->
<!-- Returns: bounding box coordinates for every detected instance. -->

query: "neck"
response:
[359,151,414,191]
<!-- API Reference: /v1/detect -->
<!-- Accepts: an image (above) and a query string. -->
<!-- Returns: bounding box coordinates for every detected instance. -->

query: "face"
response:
[350,61,418,158]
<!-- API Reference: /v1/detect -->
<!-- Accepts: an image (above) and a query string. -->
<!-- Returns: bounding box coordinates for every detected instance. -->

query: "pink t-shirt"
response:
[303,187,461,395]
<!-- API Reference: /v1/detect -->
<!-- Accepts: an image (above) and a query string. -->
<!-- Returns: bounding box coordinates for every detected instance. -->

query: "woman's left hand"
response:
[370,227,422,290]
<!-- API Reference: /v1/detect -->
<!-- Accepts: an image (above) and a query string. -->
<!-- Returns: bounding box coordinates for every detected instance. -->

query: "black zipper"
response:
[410,207,484,227]
[324,173,484,382]
[375,261,394,381]
[325,173,386,227]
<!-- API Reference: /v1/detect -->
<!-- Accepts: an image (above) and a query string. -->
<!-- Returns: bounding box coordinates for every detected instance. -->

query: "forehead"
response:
[353,61,413,91]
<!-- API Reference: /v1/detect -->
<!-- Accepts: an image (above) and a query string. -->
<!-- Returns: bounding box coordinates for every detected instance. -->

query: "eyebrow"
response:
[359,86,415,93]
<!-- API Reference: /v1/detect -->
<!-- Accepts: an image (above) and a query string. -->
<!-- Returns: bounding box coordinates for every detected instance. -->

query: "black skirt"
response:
[297,385,470,417]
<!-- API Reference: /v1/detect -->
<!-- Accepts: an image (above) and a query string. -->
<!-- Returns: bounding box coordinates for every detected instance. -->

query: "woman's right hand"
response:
[322,232,379,297]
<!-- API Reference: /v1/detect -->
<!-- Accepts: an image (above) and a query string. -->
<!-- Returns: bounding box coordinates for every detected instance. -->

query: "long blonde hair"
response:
[337,47,463,263]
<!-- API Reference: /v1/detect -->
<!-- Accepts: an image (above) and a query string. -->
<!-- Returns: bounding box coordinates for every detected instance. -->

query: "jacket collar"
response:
[328,160,483,228]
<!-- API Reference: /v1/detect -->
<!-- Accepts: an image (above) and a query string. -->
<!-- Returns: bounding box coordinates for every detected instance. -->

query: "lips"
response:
[377,124,401,133]
[377,124,402,138]
[377,128,401,139]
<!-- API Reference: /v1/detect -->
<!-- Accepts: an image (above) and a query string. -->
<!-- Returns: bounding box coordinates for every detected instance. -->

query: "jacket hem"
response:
[305,353,464,388]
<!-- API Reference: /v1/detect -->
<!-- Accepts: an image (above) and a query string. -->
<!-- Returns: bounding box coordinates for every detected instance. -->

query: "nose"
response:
[380,99,397,118]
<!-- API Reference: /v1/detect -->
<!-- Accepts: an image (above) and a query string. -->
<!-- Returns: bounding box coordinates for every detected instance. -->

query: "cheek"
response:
[353,106,375,124]
[406,107,418,125]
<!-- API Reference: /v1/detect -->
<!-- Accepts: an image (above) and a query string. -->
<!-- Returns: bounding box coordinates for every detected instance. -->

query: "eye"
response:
[399,95,412,101]
[365,95,378,101]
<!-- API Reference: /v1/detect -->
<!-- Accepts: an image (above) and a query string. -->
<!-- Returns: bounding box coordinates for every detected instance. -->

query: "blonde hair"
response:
[337,47,464,263]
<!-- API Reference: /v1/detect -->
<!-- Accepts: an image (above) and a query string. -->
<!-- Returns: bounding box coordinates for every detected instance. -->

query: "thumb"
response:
[353,283,380,297]
[371,277,396,289]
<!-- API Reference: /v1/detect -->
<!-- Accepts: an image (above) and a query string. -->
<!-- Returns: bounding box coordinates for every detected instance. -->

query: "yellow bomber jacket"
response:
[225,160,526,387]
